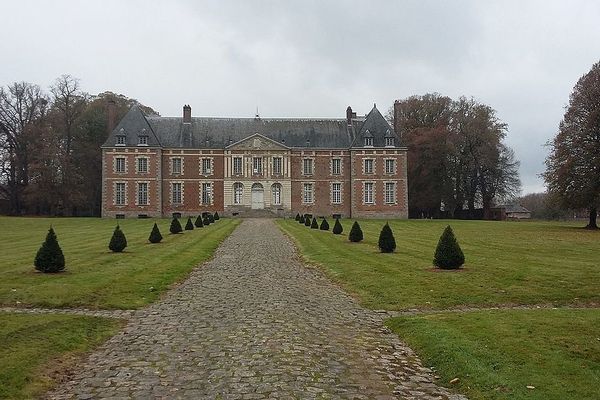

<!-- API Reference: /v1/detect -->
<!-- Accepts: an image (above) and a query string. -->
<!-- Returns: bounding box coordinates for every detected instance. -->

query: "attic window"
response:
[385,137,394,147]
[138,135,148,146]
[116,135,126,146]
[364,137,373,147]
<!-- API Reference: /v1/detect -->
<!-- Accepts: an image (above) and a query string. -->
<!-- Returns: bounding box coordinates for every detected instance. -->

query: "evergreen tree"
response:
[194,215,204,228]
[185,217,194,230]
[348,221,363,242]
[170,217,183,234]
[109,225,128,252]
[332,218,343,234]
[213,211,220,221]
[310,217,318,229]
[208,213,215,223]
[299,214,305,224]
[148,222,163,243]
[378,223,396,253]
[320,218,329,231]
[304,215,311,227]
[295,213,300,221]
[34,227,65,273]
[203,215,211,226]
[433,225,465,269]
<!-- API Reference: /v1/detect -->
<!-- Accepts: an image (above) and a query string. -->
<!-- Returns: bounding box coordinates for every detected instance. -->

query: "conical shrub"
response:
[299,214,305,224]
[433,225,465,269]
[170,217,183,234]
[214,211,220,221]
[148,223,163,243]
[310,217,318,229]
[304,215,311,227]
[295,213,300,221]
[109,225,127,252]
[348,221,363,242]
[203,215,211,226]
[208,213,215,223]
[194,215,204,228]
[34,227,65,273]
[185,217,194,230]
[320,218,329,231]
[332,218,343,234]
[378,223,396,253]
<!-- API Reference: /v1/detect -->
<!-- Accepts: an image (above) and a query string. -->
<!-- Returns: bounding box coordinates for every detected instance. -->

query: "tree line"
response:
[0,75,155,216]
[389,94,521,219]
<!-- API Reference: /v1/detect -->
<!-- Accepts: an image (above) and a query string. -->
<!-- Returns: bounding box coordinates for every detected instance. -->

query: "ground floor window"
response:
[303,183,314,204]
[385,182,396,204]
[233,182,243,204]
[363,182,374,204]
[137,182,148,205]
[115,182,126,205]
[201,182,213,205]
[331,182,341,204]
[272,183,282,205]
[171,182,182,204]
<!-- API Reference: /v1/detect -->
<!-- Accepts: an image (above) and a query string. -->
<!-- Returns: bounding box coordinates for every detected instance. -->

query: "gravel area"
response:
[45,219,465,399]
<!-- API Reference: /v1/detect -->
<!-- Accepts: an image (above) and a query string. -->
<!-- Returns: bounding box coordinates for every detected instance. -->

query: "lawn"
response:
[386,309,600,400]
[277,218,600,399]
[0,216,239,309]
[277,218,600,310]
[0,313,121,399]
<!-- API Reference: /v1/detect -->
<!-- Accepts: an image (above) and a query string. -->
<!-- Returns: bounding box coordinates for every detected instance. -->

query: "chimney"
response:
[346,106,353,125]
[107,100,116,134]
[183,104,191,123]
[393,100,401,135]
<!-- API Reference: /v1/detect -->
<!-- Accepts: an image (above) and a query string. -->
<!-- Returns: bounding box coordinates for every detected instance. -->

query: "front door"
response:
[251,183,264,209]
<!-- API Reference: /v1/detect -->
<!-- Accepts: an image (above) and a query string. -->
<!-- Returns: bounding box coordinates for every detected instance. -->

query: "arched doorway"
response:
[251,183,264,209]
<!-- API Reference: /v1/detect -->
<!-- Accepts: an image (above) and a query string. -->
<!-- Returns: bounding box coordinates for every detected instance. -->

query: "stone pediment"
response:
[227,133,289,151]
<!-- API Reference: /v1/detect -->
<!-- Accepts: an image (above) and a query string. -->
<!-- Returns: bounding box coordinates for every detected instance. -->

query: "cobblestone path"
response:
[47,219,464,400]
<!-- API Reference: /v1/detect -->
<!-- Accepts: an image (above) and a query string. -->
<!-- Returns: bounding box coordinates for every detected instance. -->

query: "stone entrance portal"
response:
[251,183,264,209]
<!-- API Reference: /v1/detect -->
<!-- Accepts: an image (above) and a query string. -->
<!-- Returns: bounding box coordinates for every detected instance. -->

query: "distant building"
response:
[101,103,408,219]
[490,204,532,220]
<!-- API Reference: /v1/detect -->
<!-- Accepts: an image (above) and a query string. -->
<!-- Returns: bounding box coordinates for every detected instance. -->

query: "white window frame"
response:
[201,182,213,205]
[272,157,283,176]
[363,158,375,174]
[136,157,148,174]
[137,182,149,205]
[233,157,243,175]
[331,182,342,204]
[331,158,342,175]
[272,183,282,205]
[114,157,126,173]
[302,158,314,176]
[116,135,126,146]
[115,182,127,205]
[384,181,396,205]
[252,157,262,175]
[364,137,373,147]
[385,137,395,147]
[385,159,396,175]
[171,182,183,205]
[363,182,374,204]
[302,182,314,204]
[201,158,213,176]
[171,157,183,175]
[233,182,243,204]
[138,135,148,146]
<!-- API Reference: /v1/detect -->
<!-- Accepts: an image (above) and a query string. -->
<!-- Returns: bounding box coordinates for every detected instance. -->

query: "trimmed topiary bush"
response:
[299,214,305,224]
[170,217,183,234]
[348,221,363,242]
[208,213,215,223]
[320,218,329,231]
[310,217,318,229]
[34,227,65,273]
[195,215,204,228]
[109,225,128,252]
[304,215,311,227]
[332,218,343,234]
[378,223,396,253]
[148,223,163,243]
[295,213,300,221]
[214,211,220,221]
[185,217,194,230]
[203,215,211,226]
[433,225,465,269]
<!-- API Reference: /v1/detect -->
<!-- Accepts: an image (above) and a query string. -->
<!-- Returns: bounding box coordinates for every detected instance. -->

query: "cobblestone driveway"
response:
[47,219,464,400]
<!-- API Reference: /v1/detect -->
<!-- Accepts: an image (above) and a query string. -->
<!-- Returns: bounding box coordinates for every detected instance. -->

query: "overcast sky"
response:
[2,0,600,193]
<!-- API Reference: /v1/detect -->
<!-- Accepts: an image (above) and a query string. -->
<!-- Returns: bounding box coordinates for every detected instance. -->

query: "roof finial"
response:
[255,106,260,120]
[373,102,377,109]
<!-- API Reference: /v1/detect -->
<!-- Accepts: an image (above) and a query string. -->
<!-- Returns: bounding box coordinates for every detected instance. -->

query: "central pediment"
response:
[227,133,289,151]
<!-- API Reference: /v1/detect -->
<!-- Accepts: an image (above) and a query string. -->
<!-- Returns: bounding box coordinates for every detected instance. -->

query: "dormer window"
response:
[138,135,148,146]
[116,135,126,146]
[385,137,394,147]
[364,137,373,147]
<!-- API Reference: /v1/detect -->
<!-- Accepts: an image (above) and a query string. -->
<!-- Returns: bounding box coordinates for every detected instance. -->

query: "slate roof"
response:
[102,104,401,149]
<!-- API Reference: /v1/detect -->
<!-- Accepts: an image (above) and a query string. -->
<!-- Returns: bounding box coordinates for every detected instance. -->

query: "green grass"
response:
[0,217,239,309]
[0,313,121,399]
[277,219,600,310]
[386,309,600,400]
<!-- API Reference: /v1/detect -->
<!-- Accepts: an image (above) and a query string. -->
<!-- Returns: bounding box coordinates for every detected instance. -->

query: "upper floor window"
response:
[171,182,182,204]
[252,157,262,174]
[364,159,374,174]
[172,158,182,174]
[116,135,126,146]
[385,137,395,147]
[201,158,212,175]
[272,157,282,175]
[331,158,341,175]
[233,157,243,175]
[364,182,374,204]
[115,157,126,173]
[364,137,373,147]
[302,158,314,175]
[385,159,395,175]
[137,158,148,174]
[138,135,148,146]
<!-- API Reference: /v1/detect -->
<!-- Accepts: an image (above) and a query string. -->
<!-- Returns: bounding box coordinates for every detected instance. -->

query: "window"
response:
[233,157,243,175]
[303,183,314,204]
[364,159,374,174]
[364,137,373,147]
[137,182,148,205]
[385,182,396,204]
[115,182,126,205]
[252,157,262,174]
[385,159,395,174]
[116,135,126,146]
[385,137,395,147]
[201,158,212,175]
[201,183,213,205]
[331,182,341,204]
[303,158,313,175]
[272,183,282,205]
[172,182,182,204]
[233,182,243,204]
[331,158,341,175]
[137,158,148,173]
[172,158,182,174]
[115,157,126,173]
[364,182,374,204]
[138,135,148,146]
[272,157,282,175]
